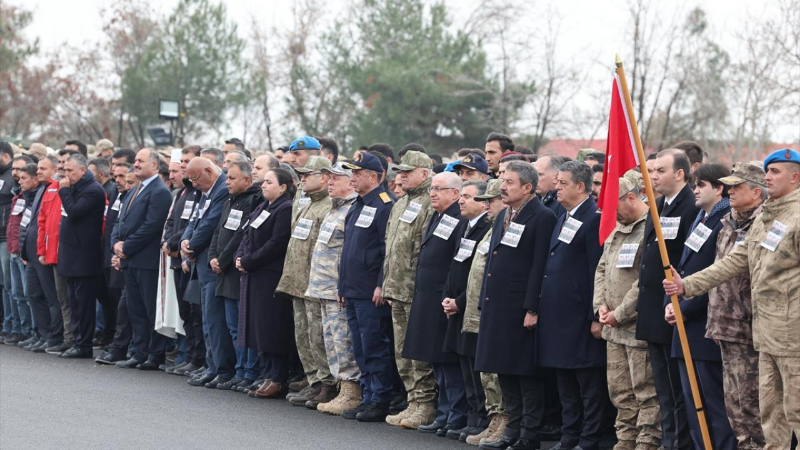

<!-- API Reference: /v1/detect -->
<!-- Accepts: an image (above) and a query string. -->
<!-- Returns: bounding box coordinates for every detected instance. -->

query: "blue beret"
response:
[764,148,800,171]
[289,136,321,152]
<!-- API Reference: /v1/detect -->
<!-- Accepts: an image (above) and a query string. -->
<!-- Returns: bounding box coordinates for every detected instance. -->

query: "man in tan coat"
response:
[665,149,800,450]
[594,173,661,450]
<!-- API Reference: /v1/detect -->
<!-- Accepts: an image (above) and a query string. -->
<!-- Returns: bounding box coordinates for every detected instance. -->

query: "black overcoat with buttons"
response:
[635,184,699,344]
[474,198,557,375]
[402,201,466,364]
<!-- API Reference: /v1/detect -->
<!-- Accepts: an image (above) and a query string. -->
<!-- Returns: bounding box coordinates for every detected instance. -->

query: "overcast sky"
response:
[16,0,797,143]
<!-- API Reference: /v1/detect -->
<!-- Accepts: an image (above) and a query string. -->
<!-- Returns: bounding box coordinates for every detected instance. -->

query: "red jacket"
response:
[37,180,62,264]
[6,192,25,255]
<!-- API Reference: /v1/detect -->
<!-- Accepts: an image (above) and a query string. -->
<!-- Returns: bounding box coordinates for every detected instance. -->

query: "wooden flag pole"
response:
[615,54,713,450]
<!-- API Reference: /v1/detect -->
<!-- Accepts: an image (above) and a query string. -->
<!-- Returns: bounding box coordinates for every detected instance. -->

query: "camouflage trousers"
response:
[391,300,436,403]
[719,340,765,450]
[480,372,506,417]
[292,296,334,386]
[758,352,800,450]
[319,299,360,382]
[606,342,662,448]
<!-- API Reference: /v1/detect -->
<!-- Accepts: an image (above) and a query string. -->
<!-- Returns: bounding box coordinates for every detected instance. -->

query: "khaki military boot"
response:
[466,414,500,446]
[480,414,508,445]
[386,401,416,426]
[320,381,362,415]
[399,401,435,430]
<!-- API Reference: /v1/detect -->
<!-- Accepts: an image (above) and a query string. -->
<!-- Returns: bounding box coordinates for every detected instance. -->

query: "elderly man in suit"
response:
[112,149,172,369]
[181,156,232,387]
[537,161,606,450]
[475,161,557,450]
[57,154,107,358]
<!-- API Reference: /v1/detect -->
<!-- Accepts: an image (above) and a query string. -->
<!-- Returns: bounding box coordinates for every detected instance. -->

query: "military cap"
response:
[623,169,643,192]
[719,162,766,187]
[393,150,433,172]
[763,148,800,171]
[342,151,383,172]
[321,162,353,177]
[475,179,502,200]
[576,148,598,162]
[95,139,114,152]
[294,155,332,174]
[289,136,321,152]
[453,154,489,174]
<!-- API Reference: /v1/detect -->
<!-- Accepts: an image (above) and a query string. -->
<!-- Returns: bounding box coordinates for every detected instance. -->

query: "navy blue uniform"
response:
[339,185,394,407]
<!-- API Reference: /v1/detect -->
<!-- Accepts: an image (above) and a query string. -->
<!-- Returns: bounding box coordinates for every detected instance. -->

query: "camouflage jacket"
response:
[705,205,762,344]
[593,211,648,348]
[305,193,357,301]
[463,224,493,334]
[684,188,800,356]
[276,189,331,299]
[292,182,309,223]
[381,178,434,302]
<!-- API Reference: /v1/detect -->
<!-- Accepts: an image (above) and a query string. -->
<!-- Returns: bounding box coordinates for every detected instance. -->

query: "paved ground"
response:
[0,344,496,450]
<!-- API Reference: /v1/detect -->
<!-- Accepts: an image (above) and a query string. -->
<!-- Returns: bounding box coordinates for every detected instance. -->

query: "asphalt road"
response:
[0,345,475,450]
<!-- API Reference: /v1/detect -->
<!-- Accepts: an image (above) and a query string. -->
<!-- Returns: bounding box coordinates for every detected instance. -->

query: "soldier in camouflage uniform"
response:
[275,154,335,407]
[305,163,363,415]
[380,150,438,429]
[462,179,510,446]
[593,173,661,450]
[666,149,800,450]
[705,162,767,449]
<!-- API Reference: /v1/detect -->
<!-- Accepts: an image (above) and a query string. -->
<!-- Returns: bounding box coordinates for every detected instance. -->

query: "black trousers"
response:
[65,276,97,350]
[459,355,489,428]
[95,268,117,340]
[175,269,204,367]
[108,287,131,355]
[678,359,737,450]
[498,373,545,440]
[264,352,289,384]
[556,367,608,450]
[125,268,165,363]
[648,342,691,450]
[26,260,63,345]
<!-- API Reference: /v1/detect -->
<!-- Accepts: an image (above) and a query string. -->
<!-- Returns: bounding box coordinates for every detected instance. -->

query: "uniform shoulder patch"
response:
[379,192,391,203]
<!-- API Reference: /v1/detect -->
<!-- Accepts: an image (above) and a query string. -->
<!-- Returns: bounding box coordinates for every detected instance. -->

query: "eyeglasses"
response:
[427,187,458,194]
[188,174,201,182]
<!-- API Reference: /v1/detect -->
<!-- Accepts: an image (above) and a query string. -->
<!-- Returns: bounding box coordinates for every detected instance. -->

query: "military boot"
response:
[289,382,321,406]
[399,401,435,430]
[481,414,508,445]
[386,401,417,426]
[467,414,500,446]
[319,381,362,415]
[305,383,338,410]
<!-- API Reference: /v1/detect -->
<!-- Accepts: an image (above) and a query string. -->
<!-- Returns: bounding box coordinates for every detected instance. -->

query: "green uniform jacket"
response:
[462,226,493,334]
[381,179,433,303]
[592,211,648,349]
[276,189,331,299]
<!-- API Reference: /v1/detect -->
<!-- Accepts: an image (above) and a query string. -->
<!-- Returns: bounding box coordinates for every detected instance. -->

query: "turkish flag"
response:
[598,73,639,244]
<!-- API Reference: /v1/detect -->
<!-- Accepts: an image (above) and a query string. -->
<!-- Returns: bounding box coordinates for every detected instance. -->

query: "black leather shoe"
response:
[174,363,200,376]
[188,373,215,386]
[116,357,145,368]
[480,435,519,450]
[233,378,254,392]
[419,421,446,434]
[446,426,467,440]
[436,424,453,437]
[95,350,126,365]
[342,403,370,420]
[356,404,390,422]
[18,335,38,348]
[165,361,188,374]
[45,342,69,355]
[539,425,562,442]
[243,378,264,394]
[205,375,230,388]
[24,338,45,351]
[3,333,21,345]
[548,442,579,450]
[137,360,162,371]
[30,339,49,353]
[216,376,243,390]
[509,438,542,450]
[60,347,93,359]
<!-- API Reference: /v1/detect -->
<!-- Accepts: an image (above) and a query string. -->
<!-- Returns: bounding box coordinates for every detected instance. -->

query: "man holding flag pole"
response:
[598,55,712,450]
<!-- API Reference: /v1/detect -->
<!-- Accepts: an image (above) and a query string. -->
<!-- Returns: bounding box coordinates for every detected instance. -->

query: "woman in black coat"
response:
[236,169,294,397]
